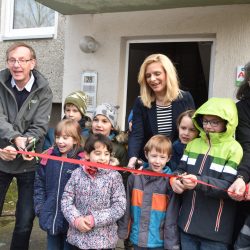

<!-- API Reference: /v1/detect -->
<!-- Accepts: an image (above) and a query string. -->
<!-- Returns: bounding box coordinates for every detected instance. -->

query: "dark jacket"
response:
[128,91,195,160]
[176,98,243,244]
[236,98,250,183]
[33,147,83,235]
[234,98,250,243]
[0,68,53,173]
[118,167,178,249]
[169,139,186,171]
[234,215,250,249]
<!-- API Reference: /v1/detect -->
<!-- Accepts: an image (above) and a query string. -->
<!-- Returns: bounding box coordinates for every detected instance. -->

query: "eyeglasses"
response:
[202,119,223,127]
[7,58,33,66]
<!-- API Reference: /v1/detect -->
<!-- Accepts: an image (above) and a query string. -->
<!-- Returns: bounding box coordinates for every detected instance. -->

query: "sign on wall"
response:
[81,71,98,113]
[236,65,245,86]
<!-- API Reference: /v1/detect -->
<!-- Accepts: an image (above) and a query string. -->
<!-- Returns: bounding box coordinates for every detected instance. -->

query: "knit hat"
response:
[64,91,88,116]
[93,103,119,128]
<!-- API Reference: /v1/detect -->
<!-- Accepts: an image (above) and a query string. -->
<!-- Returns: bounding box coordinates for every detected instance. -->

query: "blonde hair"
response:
[138,54,180,108]
[144,135,172,156]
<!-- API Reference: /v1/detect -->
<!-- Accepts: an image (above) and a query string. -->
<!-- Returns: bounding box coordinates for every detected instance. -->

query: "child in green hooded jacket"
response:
[171,97,243,250]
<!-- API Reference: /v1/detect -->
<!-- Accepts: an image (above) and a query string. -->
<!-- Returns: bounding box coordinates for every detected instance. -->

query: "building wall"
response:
[63,4,250,128]
[0,1,66,104]
[0,0,66,126]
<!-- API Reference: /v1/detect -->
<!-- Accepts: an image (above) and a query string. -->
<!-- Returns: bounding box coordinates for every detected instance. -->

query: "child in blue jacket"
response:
[170,109,198,171]
[34,119,83,250]
[118,134,176,250]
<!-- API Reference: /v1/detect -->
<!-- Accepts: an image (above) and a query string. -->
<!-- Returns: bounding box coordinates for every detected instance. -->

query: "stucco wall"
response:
[63,5,250,126]
[0,7,66,103]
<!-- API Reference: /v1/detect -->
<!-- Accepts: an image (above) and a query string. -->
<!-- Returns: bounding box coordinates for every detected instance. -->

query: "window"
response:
[1,0,58,40]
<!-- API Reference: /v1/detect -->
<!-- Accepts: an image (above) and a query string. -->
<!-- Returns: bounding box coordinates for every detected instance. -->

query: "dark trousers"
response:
[234,215,250,250]
[180,230,228,250]
[0,170,35,250]
[47,233,75,250]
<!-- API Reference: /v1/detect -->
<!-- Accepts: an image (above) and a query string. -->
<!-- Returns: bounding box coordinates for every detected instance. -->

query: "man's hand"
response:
[14,136,28,150]
[0,146,17,161]
[228,177,246,201]
[14,136,35,161]
[22,152,35,161]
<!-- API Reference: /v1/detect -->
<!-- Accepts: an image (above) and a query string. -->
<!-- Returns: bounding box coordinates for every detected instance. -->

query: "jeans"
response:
[47,233,74,250]
[180,230,229,250]
[0,170,35,250]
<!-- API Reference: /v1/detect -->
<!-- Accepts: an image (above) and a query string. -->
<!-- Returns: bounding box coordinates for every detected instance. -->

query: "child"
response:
[171,97,243,249]
[43,90,91,150]
[89,102,128,166]
[170,110,198,171]
[118,134,176,250]
[34,119,83,250]
[61,133,126,250]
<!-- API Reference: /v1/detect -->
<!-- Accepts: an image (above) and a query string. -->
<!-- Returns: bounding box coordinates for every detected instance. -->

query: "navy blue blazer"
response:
[128,91,195,160]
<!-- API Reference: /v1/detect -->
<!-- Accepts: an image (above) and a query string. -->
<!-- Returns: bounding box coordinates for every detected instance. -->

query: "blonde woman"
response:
[128,54,195,168]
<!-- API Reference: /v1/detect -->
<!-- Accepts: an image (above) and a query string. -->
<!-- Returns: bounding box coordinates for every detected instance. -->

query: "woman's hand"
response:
[127,157,138,169]
[228,177,246,201]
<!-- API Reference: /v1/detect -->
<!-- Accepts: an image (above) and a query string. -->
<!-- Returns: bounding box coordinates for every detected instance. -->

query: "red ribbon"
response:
[15,149,244,197]
[16,150,170,177]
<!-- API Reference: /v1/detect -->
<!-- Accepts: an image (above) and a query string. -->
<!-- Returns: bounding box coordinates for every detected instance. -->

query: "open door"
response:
[125,41,212,129]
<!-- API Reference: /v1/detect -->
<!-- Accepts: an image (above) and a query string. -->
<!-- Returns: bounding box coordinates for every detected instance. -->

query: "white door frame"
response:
[121,36,216,129]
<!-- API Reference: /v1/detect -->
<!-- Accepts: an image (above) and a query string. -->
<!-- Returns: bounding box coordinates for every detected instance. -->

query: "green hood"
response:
[193,97,238,142]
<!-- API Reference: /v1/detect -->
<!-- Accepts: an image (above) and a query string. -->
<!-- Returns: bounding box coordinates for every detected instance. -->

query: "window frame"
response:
[1,0,58,40]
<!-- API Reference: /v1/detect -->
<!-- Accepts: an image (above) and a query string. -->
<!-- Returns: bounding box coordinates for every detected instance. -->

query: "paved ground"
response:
[0,216,46,249]
[0,216,124,250]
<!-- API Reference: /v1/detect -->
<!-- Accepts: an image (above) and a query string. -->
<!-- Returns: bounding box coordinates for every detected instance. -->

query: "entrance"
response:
[125,41,212,129]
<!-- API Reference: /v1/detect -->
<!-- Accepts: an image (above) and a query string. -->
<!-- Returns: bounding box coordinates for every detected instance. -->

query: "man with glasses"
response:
[0,42,53,250]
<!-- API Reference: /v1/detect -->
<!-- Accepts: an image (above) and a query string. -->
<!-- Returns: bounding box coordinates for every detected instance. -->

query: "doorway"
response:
[125,41,212,129]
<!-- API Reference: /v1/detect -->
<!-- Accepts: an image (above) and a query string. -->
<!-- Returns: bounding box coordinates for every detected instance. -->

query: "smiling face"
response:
[84,142,111,165]
[7,46,36,88]
[179,115,198,144]
[92,115,113,136]
[55,132,76,156]
[145,147,170,173]
[202,115,227,133]
[145,62,167,96]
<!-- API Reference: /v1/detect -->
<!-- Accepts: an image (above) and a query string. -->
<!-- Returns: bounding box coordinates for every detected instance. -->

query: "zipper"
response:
[184,132,211,232]
[52,161,64,234]
[184,190,196,232]
[215,199,224,232]
[198,132,211,175]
